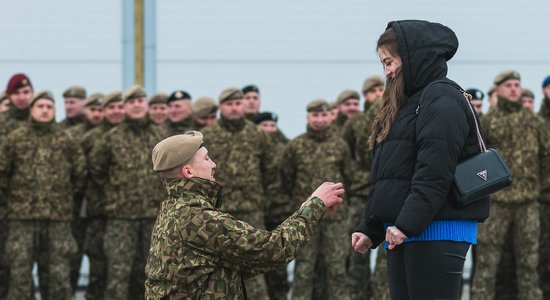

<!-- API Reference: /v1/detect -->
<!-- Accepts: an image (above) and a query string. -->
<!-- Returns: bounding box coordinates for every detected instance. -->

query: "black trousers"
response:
[386,241,470,300]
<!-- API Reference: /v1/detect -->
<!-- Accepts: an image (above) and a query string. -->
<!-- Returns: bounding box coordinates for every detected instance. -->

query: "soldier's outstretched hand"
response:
[311,182,345,209]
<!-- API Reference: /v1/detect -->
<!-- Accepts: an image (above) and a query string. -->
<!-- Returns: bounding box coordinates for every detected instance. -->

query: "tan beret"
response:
[306,99,331,112]
[30,90,55,107]
[63,86,87,99]
[0,92,8,101]
[149,92,168,105]
[103,91,123,107]
[362,76,384,93]
[122,85,147,102]
[494,70,521,86]
[336,89,360,105]
[218,87,244,104]
[193,96,218,118]
[84,92,104,107]
[152,131,204,172]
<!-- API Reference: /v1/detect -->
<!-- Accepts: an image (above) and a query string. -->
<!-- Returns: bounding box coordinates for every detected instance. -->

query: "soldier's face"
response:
[0,98,10,113]
[338,98,360,119]
[125,97,149,120]
[194,112,217,126]
[243,92,260,114]
[104,101,125,124]
[330,107,339,121]
[364,86,384,104]
[307,111,332,131]
[219,100,244,120]
[543,85,550,99]
[522,96,535,112]
[84,106,103,125]
[30,99,55,123]
[258,120,278,135]
[9,86,33,110]
[187,147,217,181]
[168,100,192,122]
[470,99,483,116]
[64,97,85,118]
[149,103,168,125]
[496,79,521,102]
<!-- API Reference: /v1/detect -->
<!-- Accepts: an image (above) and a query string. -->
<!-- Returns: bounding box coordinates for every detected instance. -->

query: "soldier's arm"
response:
[259,130,278,190]
[537,118,550,196]
[0,135,14,192]
[88,134,111,187]
[279,143,297,198]
[187,196,326,276]
[69,136,88,197]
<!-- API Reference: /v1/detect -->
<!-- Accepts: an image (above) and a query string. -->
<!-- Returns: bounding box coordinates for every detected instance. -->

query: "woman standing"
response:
[351,20,490,299]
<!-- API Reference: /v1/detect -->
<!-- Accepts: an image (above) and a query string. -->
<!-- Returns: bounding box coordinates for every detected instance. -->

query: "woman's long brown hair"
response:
[368,28,407,148]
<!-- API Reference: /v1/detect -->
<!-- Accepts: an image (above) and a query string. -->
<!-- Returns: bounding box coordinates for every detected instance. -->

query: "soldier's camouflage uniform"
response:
[343,100,387,300]
[58,114,85,130]
[163,118,191,137]
[80,121,117,300]
[263,129,291,300]
[471,97,550,300]
[0,106,30,300]
[65,120,99,293]
[0,119,86,300]
[201,116,277,300]
[145,177,328,299]
[89,118,165,300]
[539,97,550,300]
[280,126,351,300]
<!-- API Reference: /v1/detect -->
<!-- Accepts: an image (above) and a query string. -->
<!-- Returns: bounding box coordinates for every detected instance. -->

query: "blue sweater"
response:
[384,220,477,249]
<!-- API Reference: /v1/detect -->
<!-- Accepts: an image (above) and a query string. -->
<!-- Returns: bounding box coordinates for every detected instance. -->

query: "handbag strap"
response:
[416,79,487,153]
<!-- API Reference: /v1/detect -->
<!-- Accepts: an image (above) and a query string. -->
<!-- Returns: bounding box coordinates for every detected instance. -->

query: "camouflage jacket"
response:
[144,177,326,300]
[163,118,192,137]
[58,114,86,130]
[201,116,277,214]
[482,97,550,203]
[538,97,550,203]
[280,126,351,220]
[264,131,292,225]
[0,120,86,221]
[81,121,117,217]
[89,118,165,219]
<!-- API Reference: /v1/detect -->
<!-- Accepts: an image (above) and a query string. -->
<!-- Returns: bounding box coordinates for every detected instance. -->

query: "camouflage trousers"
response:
[231,211,270,300]
[371,248,390,300]
[471,201,542,300]
[104,219,155,300]
[69,216,87,293]
[83,217,107,300]
[0,220,8,300]
[6,220,77,300]
[347,196,370,300]
[265,221,289,300]
[291,219,350,300]
[540,202,550,300]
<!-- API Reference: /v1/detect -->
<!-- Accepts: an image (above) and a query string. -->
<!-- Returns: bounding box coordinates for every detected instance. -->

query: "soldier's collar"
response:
[163,177,223,208]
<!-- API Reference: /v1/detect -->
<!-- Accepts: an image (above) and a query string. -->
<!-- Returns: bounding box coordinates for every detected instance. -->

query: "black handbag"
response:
[417,80,512,207]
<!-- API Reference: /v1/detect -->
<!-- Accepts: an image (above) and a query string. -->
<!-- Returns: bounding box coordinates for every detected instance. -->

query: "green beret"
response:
[218,87,244,104]
[85,92,104,107]
[193,96,218,118]
[362,76,384,93]
[152,131,204,172]
[63,86,87,99]
[149,92,168,105]
[122,85,147,102]
[337,89,360,105]
[494,70,521,86]
[103,91,123,107]
[30,90,55,107]
[306,99,331,112]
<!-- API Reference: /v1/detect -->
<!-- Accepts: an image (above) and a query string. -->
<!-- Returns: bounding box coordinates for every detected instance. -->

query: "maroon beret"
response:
[6,73,32,95]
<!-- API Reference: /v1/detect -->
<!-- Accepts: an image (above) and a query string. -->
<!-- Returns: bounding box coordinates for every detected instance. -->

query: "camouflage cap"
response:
[63,86,87,99]
[521,88,534,99]
[336,89,360,105]
[103,91,123,107]
[152,131,204,172]
[6,73,33,95]
[306,99,331,112]
[494,70,521,86]
[84,92,104,107]
[192,96,217,118]
[219,87,244,104]
[122,85,147,102]
[149,92,168,105]
[30,90,55,107]
[362,76,384,93]
[167,90,192,104]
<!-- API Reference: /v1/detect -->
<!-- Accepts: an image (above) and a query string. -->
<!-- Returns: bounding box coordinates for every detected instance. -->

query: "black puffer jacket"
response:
[356,20,490,247]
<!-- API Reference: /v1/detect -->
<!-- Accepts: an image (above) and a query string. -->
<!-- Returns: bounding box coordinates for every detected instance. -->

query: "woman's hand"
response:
[351,232,373,254]
[386,226,407,250]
